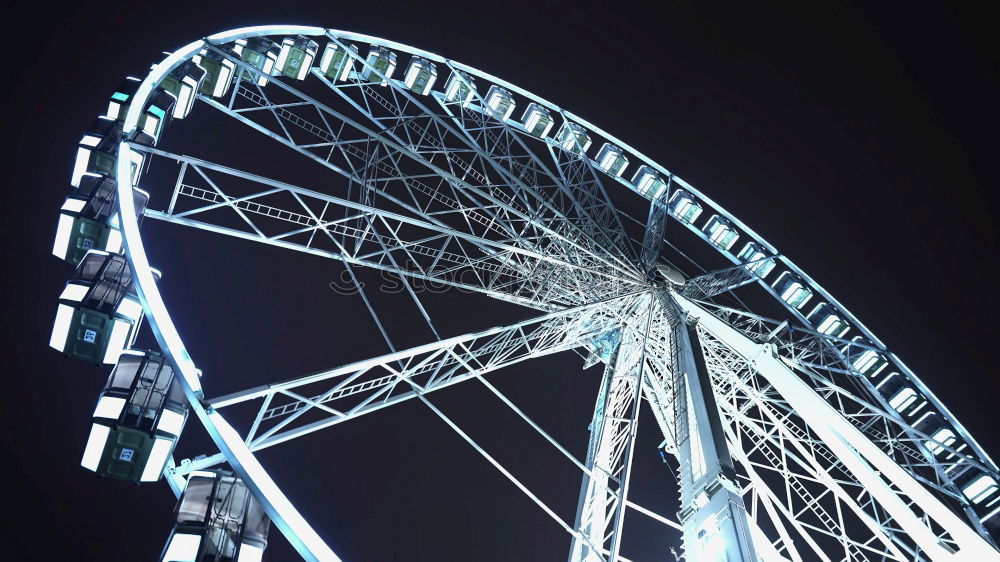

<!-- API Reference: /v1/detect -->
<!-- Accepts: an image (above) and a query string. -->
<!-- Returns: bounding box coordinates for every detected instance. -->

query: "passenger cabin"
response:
[736,242,776,278]
[772,271,813,310]
[668,190,702,225]
[556,122,591,155]
[233,38,279,87]
[135,89,177,146]
[81,350,187,483]
[844,336,888,378]
[71,117,122,188]
[275,36,318,80]
[632,165,667,199]
[192,49,237,98]
[908,410,939,438]
[161,471,270,562]
[361,46,397,85]
[159,61,207,119]
[911,409,940,432]
[958,473,998,507]
[703,215,739,252]
[520,103,554,137]
[404,57,437,95]
[873,370,898,392]
[595,143,628,177]
[887,386,920,414]
[443,71,476,107]
[49,251,148,365]
[871,370,924,417]
[926,427,957,455]
[53,174,149,265]
[485,85,515,121]
[807,303,850,338]
[319,42,357,82]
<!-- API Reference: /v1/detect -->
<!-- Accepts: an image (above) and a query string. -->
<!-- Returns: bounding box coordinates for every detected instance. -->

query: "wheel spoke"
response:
[139,144,637,309]
[174,292,644,474]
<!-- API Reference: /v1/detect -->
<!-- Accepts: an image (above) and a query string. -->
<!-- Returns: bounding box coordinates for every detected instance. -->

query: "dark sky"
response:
[3,1,997,560]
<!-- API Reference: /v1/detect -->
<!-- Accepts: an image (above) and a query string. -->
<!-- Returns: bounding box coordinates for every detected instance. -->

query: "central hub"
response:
[652,263,686,287]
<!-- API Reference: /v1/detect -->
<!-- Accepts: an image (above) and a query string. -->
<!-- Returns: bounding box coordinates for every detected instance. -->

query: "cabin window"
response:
[963,475,998,504]
[888,387,918,412]
[521,103,553,137]
[444,71,476,106]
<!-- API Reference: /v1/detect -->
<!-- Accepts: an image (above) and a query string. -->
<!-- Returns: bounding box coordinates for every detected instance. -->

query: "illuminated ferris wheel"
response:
[48,25,1000,561]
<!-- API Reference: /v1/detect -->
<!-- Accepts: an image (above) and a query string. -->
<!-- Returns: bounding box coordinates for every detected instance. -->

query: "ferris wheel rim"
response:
[105,23,998,560]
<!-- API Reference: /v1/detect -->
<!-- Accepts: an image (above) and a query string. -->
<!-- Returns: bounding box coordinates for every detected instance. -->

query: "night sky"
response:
[3,1,998,560]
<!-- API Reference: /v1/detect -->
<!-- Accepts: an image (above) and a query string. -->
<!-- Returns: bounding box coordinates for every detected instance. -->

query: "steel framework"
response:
[54,24,1000,561]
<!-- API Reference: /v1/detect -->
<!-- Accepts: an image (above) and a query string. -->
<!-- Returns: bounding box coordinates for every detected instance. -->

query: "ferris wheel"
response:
[48,24,1000,561]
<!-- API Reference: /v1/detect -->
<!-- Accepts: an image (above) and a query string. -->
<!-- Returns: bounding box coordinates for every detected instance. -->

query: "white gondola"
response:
[193,49,237,98]
[926,428,957,455]
[234,38,279,87]
[632,165,668,199]
[106,76,176,144]
[49,251,153,365]
[81,350,187,483]
[961,474,998,504]
[361,46,397,85]
[595,143,628,177]
[106,77,141,122]
[555,122,591,155]
[668,189,703,225]
[736,242,776,278]
[275,36,318,80]
[703,215,739,252]
[159,60,207,119]
[71,117,122,188]
[888,387,918,412]
[52,174,149,265]
[138,89,177,146]
[484,85,515,121]
[772,271,812,310]
[843,336,889,378]
[404,56,437,95]
[520,102,554,137]
[443,71,476,107]
[160,471,270,562]
[319,42,358,82]
[806,303,850,338]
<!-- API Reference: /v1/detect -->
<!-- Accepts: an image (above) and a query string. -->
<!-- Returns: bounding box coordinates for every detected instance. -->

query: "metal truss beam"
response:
[569,295,654,562]
[680,257,778,301]
[173,292,645,476]
[138,145,633,310]
[666,293,759,562]
[691,298,1000,512]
